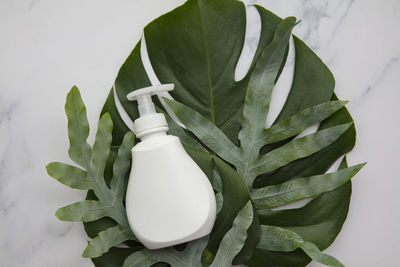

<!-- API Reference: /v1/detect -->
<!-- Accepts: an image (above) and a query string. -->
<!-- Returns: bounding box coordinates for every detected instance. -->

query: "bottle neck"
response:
[139,129,167,141]
[134,113,168,140]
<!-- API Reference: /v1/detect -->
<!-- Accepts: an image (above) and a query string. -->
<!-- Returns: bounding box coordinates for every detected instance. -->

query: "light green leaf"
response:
[210,201,254,267]
[55,200,109,222]
[46,162,92,190]
[215,192,223,214]
[252,123,353,178]
[110,132,135,199]
[262,100,348,145]
[65,86,92,168]
[258,225,345,267]
[158,106,206,152]
[163,98,241,166]
[83,225,135,258]
[211,160,223,193]
[51,86,138,257]
[239,17,296,153]
[91,113,113,185]
[251,163,365,209]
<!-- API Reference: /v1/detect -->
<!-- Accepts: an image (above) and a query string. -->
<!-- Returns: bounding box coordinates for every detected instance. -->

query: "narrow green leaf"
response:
[252,163,365,209]
[257,225,299,252]
[253,123,353,177]
[263,100,348,145]
[92,113,113,184]
[258,225,344,267]
[164,98,241,167]
[110,132,135,199]
[298,242,344,267]
[101,89,131,146]
[83,225,134,258]
[215,192,223,214]
[65,86,92,168]
[239,17,296,152]
[210,201,254,267]
[211,160,223,193]
[46,162,92,190]
[55,200,109,222]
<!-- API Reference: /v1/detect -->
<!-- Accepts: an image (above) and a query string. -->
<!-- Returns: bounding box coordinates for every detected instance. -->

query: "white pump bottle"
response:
[125,84,216,249]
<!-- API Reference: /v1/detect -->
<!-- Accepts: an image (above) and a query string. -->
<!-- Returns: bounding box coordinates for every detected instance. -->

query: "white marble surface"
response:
[0,0,399,266]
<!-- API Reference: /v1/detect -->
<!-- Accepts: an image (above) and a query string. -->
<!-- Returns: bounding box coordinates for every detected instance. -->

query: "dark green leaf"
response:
[92,247,143,267]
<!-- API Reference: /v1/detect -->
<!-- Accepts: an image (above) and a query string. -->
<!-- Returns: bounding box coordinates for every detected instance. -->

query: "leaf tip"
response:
[339,121,354,131]
[125,130,135,140]
[82,244,101,258]
[100,112,111,120]
[357,162,367,170]
[285,16,297,23]
[45,162,52,173]
[68,85,80,96]
[54,208,64,220]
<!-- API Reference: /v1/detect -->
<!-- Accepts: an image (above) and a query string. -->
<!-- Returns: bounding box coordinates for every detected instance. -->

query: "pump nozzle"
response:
[127,84,174,138]
[127,84,174,116]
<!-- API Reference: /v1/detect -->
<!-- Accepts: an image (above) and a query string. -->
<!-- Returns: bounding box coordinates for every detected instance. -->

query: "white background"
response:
[0,0,399,266]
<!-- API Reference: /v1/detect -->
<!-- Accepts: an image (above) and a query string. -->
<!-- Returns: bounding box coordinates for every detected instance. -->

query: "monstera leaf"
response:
[47,0,366,266]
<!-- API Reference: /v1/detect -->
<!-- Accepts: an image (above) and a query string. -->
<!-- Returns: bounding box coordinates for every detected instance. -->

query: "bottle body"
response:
[125,134,216,249]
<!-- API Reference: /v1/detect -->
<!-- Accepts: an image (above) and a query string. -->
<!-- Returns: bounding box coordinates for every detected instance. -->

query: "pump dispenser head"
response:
[127,84,174,139]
